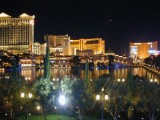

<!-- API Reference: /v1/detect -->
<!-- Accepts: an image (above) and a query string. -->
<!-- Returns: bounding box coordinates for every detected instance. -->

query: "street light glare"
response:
[105,95,109,100]
[28,93,32,98]
[101,88,104,92]
[21,93,25,98]
[25,77,30,81]
[58,95,66,105]
[155,79,157,82]
[36,105,41,110]
[96,95,100,100]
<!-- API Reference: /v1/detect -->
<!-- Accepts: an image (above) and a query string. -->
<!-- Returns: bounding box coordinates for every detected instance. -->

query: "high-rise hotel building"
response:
[0,12,35,53]
[43,34,76,55]
[130,41,158,59]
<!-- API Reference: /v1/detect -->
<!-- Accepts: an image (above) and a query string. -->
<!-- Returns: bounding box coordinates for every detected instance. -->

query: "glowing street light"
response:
[36,105,41,111]
[58,95,66,106]
[150,78,159,83]
[21,76,32,120]
[25,77,31,81]
[117,78,125,82]
[28,93,32,98]
[96,95,100,100]
[20,92,32,99]
[21,93,25,98]
[20,92,33,120]
[96,87,109,120]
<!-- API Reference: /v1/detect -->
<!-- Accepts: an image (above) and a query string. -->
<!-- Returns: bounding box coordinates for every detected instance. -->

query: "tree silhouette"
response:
[126,68,134,120]
[70,56,81,67]
[0,73,23,120]
[84,59,89,89]
[33,34,55,120]
[33,77,54,120]
[136,78,160,120]
[61,76,95,120]
[44,34,50,79]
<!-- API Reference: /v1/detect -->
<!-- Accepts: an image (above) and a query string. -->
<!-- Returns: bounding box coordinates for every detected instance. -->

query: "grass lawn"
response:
[17,114,76,120]
[17,114,100,120]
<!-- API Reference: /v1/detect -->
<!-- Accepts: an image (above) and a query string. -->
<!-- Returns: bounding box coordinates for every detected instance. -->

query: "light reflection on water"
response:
[15,67,160,83]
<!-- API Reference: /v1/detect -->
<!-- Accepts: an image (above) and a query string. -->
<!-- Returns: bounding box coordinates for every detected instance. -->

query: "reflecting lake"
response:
[2,67,159,83]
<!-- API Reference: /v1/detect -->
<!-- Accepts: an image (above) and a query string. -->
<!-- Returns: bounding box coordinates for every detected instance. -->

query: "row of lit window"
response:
[51,60,69,63]
[0,46,28,50]
[0,19,33,23]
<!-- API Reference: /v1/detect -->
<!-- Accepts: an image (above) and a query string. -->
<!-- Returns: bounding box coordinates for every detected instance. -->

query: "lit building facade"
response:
[129,41,158,59]
[70,38,105,54]
[46,34,70,47]
[50,55,72,68]
[44,34,76,55]
[0,12,35,53]
[32,42,46,55]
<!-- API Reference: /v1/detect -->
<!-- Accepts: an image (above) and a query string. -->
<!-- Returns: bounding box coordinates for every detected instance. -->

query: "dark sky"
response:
[1,0,160,55]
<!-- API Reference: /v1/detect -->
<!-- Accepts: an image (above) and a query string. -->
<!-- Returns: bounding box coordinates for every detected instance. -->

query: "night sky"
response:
[1,0,160,55]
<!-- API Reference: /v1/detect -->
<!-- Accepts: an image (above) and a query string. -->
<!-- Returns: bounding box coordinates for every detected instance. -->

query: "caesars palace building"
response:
[0,12,35,53]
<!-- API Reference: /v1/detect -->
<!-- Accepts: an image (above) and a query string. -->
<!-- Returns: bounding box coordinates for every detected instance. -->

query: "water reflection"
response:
[132,67,159,82]
[0,67,159,83]
[18,67,159,83]
[21,68,36,81]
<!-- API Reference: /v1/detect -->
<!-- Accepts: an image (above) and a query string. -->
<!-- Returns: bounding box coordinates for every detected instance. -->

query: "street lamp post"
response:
[96,87,109,120]
[20,77,32,120]
[21,92,32,120]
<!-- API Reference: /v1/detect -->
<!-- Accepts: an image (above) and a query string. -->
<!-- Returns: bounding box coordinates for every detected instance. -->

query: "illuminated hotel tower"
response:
[0,12,35,53]
[129,41,158,59]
